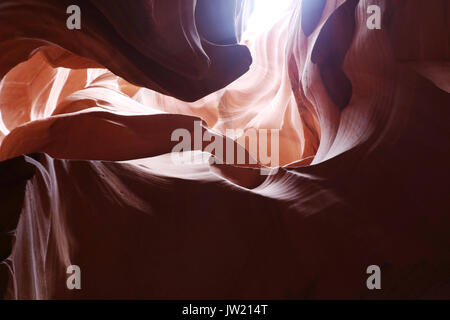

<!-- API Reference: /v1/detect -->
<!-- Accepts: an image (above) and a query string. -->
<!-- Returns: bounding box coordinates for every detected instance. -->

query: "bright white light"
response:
[243,0,294,37]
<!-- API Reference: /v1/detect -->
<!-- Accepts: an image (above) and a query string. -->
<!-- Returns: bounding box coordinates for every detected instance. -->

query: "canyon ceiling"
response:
[0,0,449,299]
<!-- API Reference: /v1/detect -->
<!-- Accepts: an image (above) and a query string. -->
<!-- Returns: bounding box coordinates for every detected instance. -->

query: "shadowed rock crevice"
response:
[311,0,359,110]
[0,156,35,299]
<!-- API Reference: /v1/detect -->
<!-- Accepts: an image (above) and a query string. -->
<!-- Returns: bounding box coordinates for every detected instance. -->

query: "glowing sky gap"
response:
[243,0,294,39]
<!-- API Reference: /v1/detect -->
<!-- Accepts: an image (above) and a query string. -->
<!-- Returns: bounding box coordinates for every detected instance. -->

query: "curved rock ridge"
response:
[0,0,449,299]
[0,0,252,102]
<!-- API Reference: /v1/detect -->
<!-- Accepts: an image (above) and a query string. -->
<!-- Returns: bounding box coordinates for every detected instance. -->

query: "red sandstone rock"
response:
[0,0,449,299]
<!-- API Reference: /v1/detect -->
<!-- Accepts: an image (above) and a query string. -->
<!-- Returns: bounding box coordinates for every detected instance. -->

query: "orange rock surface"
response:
[0,0,449,299]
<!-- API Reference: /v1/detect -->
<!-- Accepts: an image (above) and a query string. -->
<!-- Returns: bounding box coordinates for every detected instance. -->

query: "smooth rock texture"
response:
[0,0,449,299]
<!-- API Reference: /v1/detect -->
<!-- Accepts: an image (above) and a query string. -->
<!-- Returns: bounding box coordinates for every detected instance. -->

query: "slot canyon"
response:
[0,0,449,299]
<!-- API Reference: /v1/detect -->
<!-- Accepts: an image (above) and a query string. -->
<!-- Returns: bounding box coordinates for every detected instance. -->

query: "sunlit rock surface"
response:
[0,0,449,299]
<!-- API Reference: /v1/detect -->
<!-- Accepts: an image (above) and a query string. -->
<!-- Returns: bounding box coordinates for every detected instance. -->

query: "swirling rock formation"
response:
[0,0,449,299]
